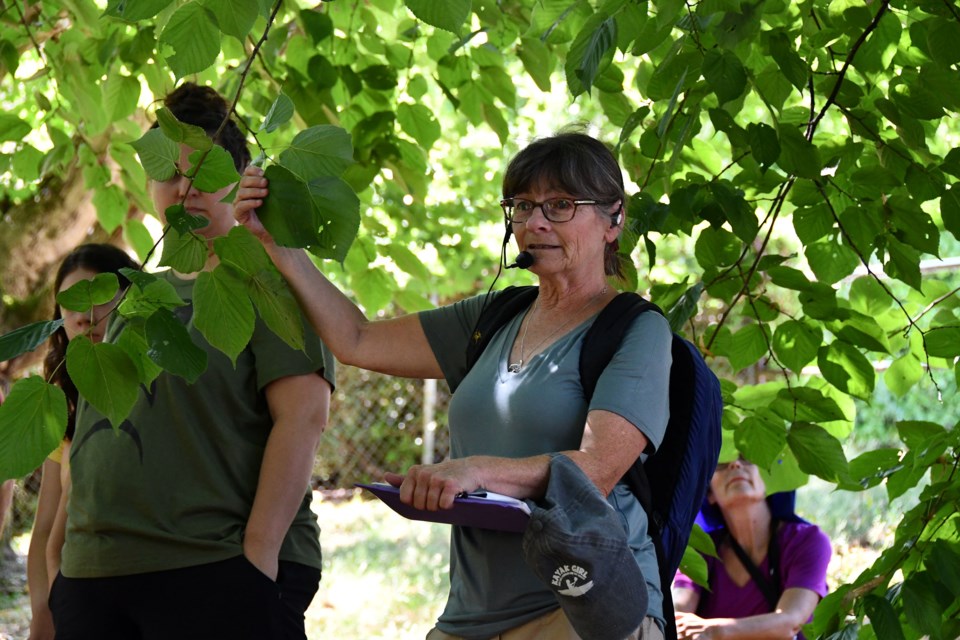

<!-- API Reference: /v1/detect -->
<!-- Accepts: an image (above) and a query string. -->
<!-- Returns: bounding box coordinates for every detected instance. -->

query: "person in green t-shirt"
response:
[50,84,335,640]
[235,132,670,640]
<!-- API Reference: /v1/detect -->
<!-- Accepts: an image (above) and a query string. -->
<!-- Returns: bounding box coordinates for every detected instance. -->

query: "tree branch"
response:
[807,0,891,140]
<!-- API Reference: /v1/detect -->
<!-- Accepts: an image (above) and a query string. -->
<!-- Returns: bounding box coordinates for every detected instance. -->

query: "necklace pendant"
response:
[508,361,522,374]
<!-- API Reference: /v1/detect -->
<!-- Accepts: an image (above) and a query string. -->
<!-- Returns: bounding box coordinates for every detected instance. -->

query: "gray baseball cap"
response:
[522,453,648,640]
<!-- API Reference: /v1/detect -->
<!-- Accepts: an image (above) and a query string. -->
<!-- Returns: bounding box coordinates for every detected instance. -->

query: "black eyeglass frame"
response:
[499,197,616,224]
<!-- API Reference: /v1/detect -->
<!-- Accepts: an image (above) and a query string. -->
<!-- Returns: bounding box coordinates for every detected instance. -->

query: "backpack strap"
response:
[725,518,782,611]
[458,286,539,392]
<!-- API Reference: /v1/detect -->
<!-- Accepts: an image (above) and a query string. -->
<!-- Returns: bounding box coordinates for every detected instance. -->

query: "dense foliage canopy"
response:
[0,0,958,636]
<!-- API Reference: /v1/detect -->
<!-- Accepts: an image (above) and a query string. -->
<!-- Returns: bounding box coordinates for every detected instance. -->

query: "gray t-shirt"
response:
[419,290,672,638]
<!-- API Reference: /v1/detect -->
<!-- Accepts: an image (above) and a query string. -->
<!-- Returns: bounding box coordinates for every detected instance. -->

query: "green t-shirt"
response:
[61,270,335,578]
[419,290,672,638]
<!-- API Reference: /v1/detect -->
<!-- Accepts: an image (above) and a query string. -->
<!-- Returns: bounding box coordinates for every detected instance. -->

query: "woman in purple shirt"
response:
[672,457,832,639]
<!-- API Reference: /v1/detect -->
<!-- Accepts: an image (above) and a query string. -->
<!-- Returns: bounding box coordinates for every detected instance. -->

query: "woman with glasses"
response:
[672,457,832,639]
[235,132,672,639]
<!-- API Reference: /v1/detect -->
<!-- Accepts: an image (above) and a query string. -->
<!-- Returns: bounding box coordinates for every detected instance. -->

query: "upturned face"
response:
[58,267,121,343]
[709,457,767,510]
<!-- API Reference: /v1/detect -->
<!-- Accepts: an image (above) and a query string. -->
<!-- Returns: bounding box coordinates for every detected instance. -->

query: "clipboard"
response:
[356,482,531,533]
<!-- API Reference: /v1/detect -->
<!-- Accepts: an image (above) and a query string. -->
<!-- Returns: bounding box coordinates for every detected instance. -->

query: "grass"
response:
[307,494,449,639]
[1,489,888,639]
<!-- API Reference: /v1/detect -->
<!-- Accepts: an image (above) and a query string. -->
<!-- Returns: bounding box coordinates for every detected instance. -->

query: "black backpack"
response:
[461,286,723,640]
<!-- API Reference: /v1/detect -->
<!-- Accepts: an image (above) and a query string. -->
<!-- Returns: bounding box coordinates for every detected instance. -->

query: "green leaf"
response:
[926,19,960,66]
[767,30,808,90]
[279,125,355,179]
[817,341,875,400]
[56,273,120,312]
[306,176,362,263]
[131,128,180,182]
[155,108,213,153]
[862,595,906,640]
[735,415,787,470]
[884,354,923,397]
[777,125,821,179]
[102,73,141,122]
[359,64,399,91]
[66,337,140,427]
[678,544,709,589]
[394,290,434,313]
[897,420,945,451]
[565,14,617,96]
[709,182,758,243]
[771,320,821,372]
[200,0,258,40]
[831,313,890,354]
[386,244,432,282]
[300,9,333,44]
[0,377,67,480]
[118,279,187,318]
[212,226,271,281]
[160,2,221,77]
[787,422,849,482]
[883,236,922,292]
[796,206,832,247]
[114,324,163,387]
[104,0,174,21]
[0,114,30,142]
[259,165,320,249]
[93,185,128,233]
[164,204,209,234]
[727,324,768,372]
[0,320,64,363]
[159,228,209,274]
[247,268,305,352]
[694,226,741,269]
[144,308,208,383]
[702,49,747,104]
[482,102,510,145]
[928,541,960,597]
[805,238,859,285]
[848,276,891,317]
[770,387,848,423]
[747,123,780,170]
[848,449,901,489]
[941,186,960,242]
[887,194,940,255]
[902,572,946,638]
[193,268,255,365]
[925,326,960,358]
[397,103,442,150]
[518,36,552,92]
[261,92,295,133]
[353,265,397,315]
[186,147,240,193]
[404,0,471,35]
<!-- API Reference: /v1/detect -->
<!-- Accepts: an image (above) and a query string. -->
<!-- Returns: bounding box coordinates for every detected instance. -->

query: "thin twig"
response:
[807,0,891,139]
[12,0,45,66]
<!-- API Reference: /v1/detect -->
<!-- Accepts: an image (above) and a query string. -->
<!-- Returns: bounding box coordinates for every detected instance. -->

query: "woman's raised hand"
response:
[234,165,274,244]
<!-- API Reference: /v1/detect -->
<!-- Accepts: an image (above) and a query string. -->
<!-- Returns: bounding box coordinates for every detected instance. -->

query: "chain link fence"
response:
[315,364,452,489]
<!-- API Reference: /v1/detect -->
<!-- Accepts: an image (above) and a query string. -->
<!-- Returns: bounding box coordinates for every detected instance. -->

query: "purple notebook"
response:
[356,482,531,533]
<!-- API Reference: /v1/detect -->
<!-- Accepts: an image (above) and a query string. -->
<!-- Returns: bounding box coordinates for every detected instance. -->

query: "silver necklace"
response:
[508,287,607,374]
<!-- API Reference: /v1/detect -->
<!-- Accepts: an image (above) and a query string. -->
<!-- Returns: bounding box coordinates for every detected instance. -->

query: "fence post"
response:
[422,378,437,465]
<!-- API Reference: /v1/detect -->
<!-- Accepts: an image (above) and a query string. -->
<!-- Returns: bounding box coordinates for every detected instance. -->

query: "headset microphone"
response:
[507,251,535,269]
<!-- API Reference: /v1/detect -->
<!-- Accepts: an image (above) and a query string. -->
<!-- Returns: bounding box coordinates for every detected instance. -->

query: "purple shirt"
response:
[674,521,831,618]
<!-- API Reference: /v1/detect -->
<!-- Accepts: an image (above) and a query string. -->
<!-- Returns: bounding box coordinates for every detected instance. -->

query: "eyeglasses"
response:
[499,197,610,224]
